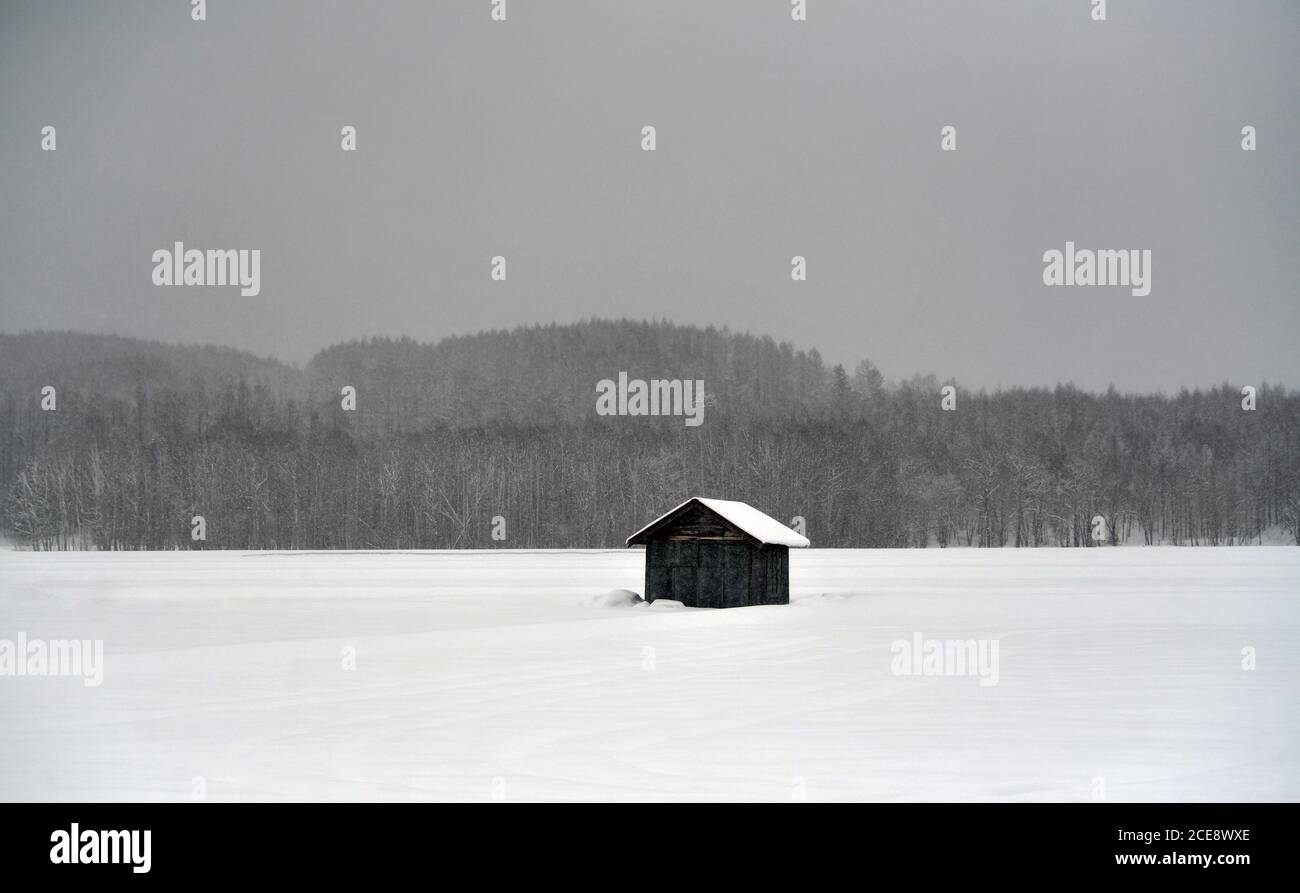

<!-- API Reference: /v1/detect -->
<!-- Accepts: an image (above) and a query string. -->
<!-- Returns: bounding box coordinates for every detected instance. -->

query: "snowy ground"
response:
[1,548,1297,802]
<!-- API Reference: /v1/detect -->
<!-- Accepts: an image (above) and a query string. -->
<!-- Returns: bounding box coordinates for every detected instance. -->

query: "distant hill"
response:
[303,319,841,431]
[0,331,303,406]
[0,321,848,431]
[1,321,1297,550]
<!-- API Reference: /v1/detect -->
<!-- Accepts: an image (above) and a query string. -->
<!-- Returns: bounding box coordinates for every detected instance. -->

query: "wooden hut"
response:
[626,497,809,608]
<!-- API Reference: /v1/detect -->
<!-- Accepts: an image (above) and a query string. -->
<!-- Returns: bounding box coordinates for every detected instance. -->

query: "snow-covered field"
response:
[1,548,1297,802]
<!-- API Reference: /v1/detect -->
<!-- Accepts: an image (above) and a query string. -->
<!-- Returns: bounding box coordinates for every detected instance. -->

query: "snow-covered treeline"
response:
[2,323,1298,549]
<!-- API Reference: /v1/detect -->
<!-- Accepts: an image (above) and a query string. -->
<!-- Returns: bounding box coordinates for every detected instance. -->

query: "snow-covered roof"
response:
[626,497,810,548]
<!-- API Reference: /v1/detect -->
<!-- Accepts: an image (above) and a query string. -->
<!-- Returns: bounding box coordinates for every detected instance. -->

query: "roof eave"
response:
[626,497,789,548]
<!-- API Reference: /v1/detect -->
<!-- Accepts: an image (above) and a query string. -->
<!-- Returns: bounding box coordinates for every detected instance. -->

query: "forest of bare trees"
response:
[3,323,1298,550]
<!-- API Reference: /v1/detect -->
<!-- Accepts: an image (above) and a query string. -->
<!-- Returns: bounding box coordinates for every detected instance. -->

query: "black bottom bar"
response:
[0,803,1288,880]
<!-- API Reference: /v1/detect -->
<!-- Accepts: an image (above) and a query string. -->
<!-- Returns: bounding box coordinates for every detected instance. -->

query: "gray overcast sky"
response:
[1,0,1297,391]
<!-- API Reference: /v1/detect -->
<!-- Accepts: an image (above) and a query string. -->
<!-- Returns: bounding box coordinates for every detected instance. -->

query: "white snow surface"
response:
[0,547,1297,802]
[627,497,811,547]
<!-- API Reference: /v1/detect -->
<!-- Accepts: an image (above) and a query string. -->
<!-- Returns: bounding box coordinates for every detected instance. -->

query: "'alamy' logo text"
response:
[50,824,150,874]
[1043,241,1151,297]
[596,372,705,427]
[890,633,1000,686]
[0,633,103,686]
[152,242,261,296]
